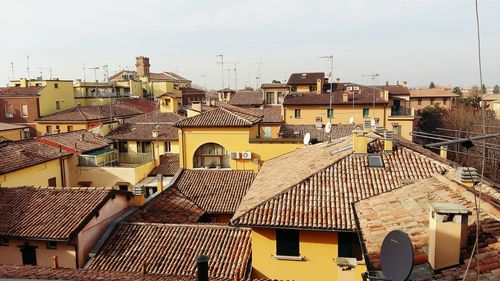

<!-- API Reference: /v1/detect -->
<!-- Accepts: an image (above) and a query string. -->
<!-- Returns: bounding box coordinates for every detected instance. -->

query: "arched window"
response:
[194,143,229,168]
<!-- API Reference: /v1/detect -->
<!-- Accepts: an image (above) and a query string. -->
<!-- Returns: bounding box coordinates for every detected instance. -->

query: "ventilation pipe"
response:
[196,255,209,281]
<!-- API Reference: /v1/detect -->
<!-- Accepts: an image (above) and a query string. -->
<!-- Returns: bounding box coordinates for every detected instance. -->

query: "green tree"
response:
[243,86,254,91]
[419,105,445,133]
[452,86,462,96]
[272,80,281,84]
[494,84,500,94]
[429,82,436,88]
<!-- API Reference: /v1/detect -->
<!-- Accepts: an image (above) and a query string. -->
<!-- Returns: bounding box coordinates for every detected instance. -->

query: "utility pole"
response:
[216,55,224,89]
[319,55,334,141]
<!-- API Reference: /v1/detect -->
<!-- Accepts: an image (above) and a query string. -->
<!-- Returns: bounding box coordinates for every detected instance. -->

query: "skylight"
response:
[367,154,384,168]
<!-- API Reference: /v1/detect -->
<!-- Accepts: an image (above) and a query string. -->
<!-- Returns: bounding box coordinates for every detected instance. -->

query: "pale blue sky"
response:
[1,0,498,90]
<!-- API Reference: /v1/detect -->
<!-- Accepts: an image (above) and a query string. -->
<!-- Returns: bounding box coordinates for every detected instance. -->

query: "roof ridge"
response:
[219,107,253,125]
[121,221,249,229]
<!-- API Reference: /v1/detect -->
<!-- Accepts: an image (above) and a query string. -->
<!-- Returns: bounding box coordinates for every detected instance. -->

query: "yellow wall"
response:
[251,228,366,281]
[0,128,23,140]
[159,96,179,113]
[258,124,281,138]
[386,116,414,141]
[296,85,312,93]
[179,127,302,172]
[284,105,387,126]
[35,122,88,136]
[0,239,76,268]
[0,159,63,187]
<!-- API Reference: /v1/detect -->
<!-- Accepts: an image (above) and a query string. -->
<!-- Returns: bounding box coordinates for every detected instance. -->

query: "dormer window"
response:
[367,154,384,168]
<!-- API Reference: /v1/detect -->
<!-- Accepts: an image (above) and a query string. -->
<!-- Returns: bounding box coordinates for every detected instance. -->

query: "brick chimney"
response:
[135,56,150,79]
[428,202,471,270]
[133,186,145,206]
[316,79,322,94]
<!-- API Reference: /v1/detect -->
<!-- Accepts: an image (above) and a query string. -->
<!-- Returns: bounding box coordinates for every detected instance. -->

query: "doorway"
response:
[20,244,37,265]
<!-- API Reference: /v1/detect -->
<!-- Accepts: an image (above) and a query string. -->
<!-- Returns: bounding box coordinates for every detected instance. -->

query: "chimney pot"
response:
[196,255,209,281]
[156,174,164,193]
[385,81,389,86]
[52,256,59,269]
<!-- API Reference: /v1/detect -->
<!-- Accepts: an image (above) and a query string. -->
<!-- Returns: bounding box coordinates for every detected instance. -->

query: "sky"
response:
[0,0,499,90]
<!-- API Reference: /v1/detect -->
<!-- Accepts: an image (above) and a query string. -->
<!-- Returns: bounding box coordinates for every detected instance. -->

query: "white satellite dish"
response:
[325,122,332,134]
[370,118,376,127]
[349,117,354,124]
[303,133,311,145]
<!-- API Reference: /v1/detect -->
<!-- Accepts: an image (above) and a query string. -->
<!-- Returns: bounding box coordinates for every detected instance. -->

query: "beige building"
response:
[0,122,29,141]
[0,187,133,268]
[410,88,459,112]
[261,83,290,105]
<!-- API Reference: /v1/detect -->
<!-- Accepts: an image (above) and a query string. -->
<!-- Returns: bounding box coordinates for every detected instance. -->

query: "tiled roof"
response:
[125,109,183,124]
[247,106,283,123]
[148,153,180,176]
[115,98,158,113]
[375,85,410,95]
[107,123,178,141]
[129,187,205,224]
[283,89,387,105]
[88,223,251,280]
[181,87,205,94]
[0,86,43,97]
[228,91,264,106]
[175,170,256,214]
[0,187,115,240]
[37,130,112,154]
[0,122,27,131]
[231,137,451,230]
[36,105,142,122]
[174,103,263,128]
[410,88,459,98]
[287,72,325,85]
[0,264,227,281]
[0,139,71,174]
[279,124,354,142]
[354,173,500,279]
[150,72,191,83]
[261,83,289,89]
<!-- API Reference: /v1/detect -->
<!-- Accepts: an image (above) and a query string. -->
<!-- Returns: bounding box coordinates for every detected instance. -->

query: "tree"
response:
[419,105,445,133]
[272,80,282,84]
[243,86,254,91]
[493,84,500,94]
[452,86,462,96]
[429,82,436,88]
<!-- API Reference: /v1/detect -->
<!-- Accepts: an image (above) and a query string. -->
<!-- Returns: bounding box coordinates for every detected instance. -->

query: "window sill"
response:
[273,255,303,261]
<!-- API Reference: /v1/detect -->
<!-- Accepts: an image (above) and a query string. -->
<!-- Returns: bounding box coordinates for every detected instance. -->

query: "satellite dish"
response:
[370,118,376,127]
[349,117,354,124]
[380,230,414,281]
[303,133,311,145]
[325,122,332,134]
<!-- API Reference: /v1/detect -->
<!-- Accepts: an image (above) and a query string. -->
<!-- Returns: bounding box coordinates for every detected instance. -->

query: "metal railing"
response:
[78,150,118,167]
[390,107,413,116]
[119,152,153,164]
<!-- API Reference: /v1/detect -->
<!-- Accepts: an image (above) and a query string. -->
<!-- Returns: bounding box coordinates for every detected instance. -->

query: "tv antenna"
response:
[83,64,87,82]
[9,62,15,81]
[253,62,262,89]
[319,54,334,141]
[26,55,31,81]
[89,66,100,82]
[216,54,224,89]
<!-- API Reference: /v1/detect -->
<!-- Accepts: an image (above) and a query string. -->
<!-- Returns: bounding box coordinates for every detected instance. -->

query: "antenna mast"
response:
[253,62,262,90]
[10,63,14,81]
[83,64,87,82]
[216,55,224,89]
[26,55,31,81]
[319,55,334,141]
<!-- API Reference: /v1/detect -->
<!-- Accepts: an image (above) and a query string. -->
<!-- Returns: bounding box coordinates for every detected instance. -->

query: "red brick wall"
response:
[0,97,40,136]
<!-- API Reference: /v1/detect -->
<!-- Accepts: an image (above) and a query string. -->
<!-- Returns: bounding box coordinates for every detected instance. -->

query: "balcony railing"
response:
[78,149,118,167]
[391,107,413,116]
[119,152,153,165]
[74,92,128,98]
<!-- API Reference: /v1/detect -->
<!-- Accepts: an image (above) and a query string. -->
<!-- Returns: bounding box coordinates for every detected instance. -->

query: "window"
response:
[22,129,30,139]
[327,108,333,119]
[291,86,297,92]
[46,126,52,133]
[294,109,301,119]
[54,83,59,89]
[418,98,422,105]
[137,141,152,153]
[21,104,28,117]
[165,141,171,152]
[309,85,317,92]
[118,142,128,153]
[56,101,61,110]
[118,184,129,191]
[5,104,13,118]
[338,232,363,261]
[367,154,384,168]
[67,125,73,131]
[263,127,272,138]
[55,125,60,132]
[48,177,57,187]
[276,229,300,257]
[443,98,448,105]
[277,92,285,104]
[266,92,275,104]
[21,245,37,265]
[362,108,369,118]
[0,238,9,246]
[46,241,57,249]
[194,143,229,168]
[430,98,435,105]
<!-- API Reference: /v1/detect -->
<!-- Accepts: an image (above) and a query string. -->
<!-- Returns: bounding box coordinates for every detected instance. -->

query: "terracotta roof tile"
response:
[279,124,354,142]
[410,88,459,98]
[115,98,158,113]
[375,85,410,95]
[283,87,388,106]
[107,123,178,141]
[129,187,205,224]
[261,83,289,89]
[0,86,43,97]
[231,137,450,230]
[354,173,500,279]
[149,153,180,176]
[125,109,183,124]
[0,186,114,240]
[88,223,252,280]
[36,105,142,122]
[247,106,283,123]
[174,104,262,128]
[0,139,71,174]
[37,130,112,154]
[287,72,325,85]
[181,87,205,94]
[228,91,264,106]
[174,170,256,214]
[0,122,27,131]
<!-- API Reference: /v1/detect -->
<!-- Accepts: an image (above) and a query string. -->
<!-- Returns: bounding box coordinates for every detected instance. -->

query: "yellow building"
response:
[0,187,134,268]
[231,129,451,281]
[261,82,290,105]
[0,122,29,140]
[174,103,303,172]
[0,139,71,187]
[9,78,76,117]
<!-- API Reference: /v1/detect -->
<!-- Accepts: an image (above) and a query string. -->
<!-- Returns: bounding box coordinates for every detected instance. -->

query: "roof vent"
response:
[457,167,479,187]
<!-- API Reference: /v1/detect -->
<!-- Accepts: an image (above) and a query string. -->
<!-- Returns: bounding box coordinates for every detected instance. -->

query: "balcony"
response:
[390,107,414,117]
[78,149,153,167]
[119,152,153,165]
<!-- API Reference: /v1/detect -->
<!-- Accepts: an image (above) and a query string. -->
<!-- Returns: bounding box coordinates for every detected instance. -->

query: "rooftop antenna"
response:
[83,64,87,82]
[89,66,100,82]
[10,62,15,81]
[37,66,44,80]
[216,54,224,89]
[253,62,262,89]
[49,67,53,80]
[319,55,334,141]
[26,55,31,81]
[225,68,232,89]
[225,62,239,90]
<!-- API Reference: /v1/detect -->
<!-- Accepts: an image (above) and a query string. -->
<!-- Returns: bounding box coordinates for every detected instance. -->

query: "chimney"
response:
[439,145,448,159]
[316,79,322,94]
[384,130,394,153]
[336,77,340,83]
[457,167,479,188]
[52,256,59,269]
[343,93,348,102]
[363,119,372,132]
[135,56,151,79]
[133,186,145,206]
[156,174,164,193]
[403,80,408,88]
[391,123,400,136]
[152,129,158,138]
[428,202,471,270]
[192,101,202,112]
[196,255,209,281]
[396,80,400,85]
[385,81,389,86]
[20,78,28,87]
[352,129,368,154]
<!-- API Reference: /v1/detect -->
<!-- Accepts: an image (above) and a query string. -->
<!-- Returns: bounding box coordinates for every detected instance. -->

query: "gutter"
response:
[352,202,373,273]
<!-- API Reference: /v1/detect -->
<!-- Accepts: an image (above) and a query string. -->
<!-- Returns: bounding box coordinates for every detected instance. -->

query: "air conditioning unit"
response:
[230,152,241,159]
[241,151,252,159]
